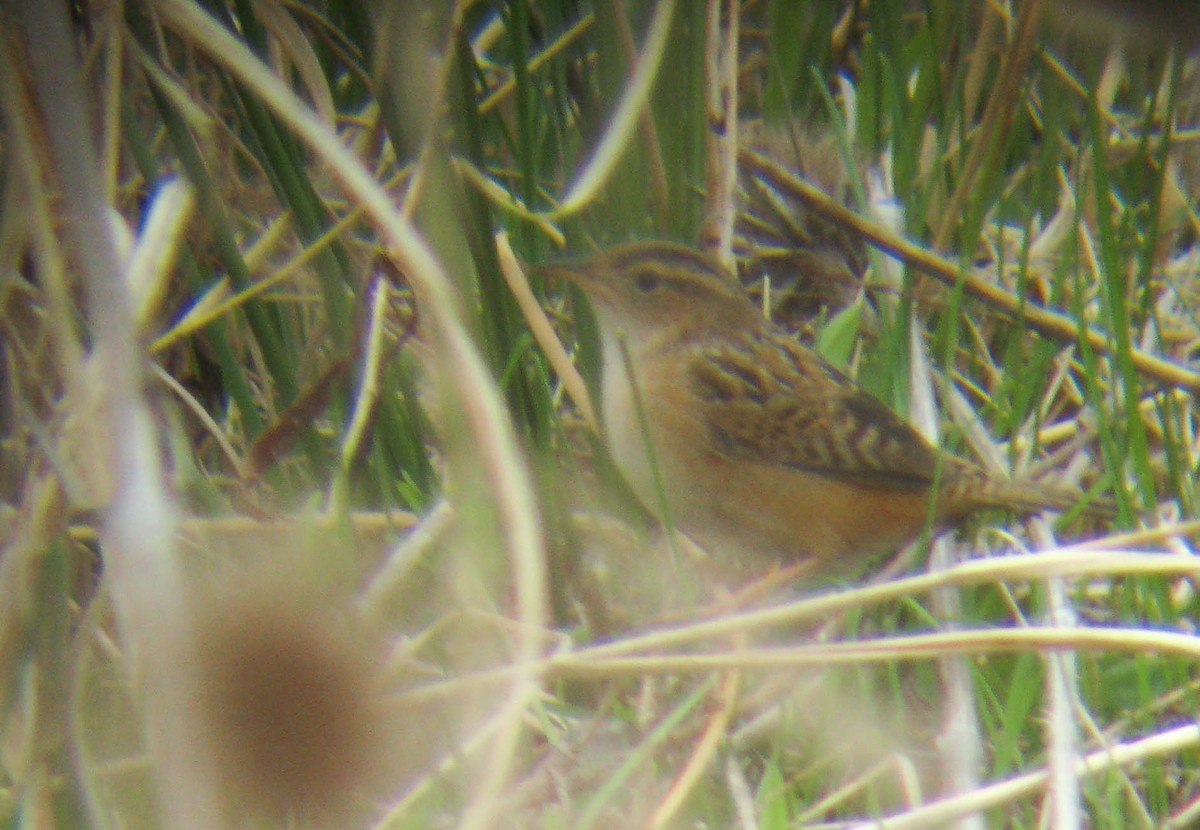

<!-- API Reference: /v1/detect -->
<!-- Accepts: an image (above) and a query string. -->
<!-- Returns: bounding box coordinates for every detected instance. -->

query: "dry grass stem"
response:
[844,723,1200,830]
[339,276,390,469]
[909,323,986,830]
[700,0,740,267]
[740,148,1200,393]
[496,231,597,429]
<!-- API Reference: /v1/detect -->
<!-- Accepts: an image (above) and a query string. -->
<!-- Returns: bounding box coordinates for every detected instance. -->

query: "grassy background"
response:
[2,0,1200,827]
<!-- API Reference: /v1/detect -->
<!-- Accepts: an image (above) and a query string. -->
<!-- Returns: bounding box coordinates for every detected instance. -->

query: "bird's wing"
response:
[689,336,940,490]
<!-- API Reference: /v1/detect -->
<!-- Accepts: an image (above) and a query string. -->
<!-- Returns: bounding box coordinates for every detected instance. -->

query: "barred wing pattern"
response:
[689,334,940,491]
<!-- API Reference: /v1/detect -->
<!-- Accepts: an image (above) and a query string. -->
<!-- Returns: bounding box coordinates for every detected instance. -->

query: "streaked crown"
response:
[542,241,763,334]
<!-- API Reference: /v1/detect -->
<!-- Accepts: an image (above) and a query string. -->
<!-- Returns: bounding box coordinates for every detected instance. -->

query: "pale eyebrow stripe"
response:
[613,245,740,296]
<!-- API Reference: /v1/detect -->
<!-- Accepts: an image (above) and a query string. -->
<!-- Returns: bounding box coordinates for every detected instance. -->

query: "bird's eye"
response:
[633,271,663,293]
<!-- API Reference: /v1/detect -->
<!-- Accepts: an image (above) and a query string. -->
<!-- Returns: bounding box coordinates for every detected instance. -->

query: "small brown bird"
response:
[545,241,1111,581]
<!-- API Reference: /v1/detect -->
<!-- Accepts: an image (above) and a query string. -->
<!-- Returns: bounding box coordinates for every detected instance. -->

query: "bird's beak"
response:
[534,261,576,284]
[536,255,609,300]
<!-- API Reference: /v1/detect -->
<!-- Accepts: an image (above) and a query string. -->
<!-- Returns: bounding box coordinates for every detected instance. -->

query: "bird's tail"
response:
[942,465,1117,523]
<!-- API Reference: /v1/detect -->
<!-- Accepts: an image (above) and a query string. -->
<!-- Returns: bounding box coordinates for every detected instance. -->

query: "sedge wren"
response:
[545,241,1111,581]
